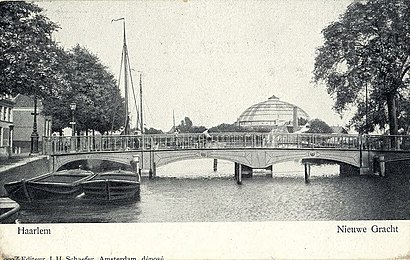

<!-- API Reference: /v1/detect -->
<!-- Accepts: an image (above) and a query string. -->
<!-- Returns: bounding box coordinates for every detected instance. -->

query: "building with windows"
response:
[0,94,15,158]
[237,95,310,132]
[13,95,52,153]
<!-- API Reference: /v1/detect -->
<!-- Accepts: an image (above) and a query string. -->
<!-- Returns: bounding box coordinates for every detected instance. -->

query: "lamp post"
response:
[70,102,76,136]
[30,96,39,154]
[365,84,368,134]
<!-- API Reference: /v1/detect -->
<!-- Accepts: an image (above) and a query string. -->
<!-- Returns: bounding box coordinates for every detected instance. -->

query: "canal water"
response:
[7,159,410,223]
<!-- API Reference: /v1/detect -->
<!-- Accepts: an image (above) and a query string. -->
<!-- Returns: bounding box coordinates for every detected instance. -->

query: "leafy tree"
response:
[209,123,243,132]
[191,126,207,133]
[42,45,126,134]
[314,0,410,135]
[209,123,275,132]
[177,116,207,133]
[298,117,309,126]
[69,45,126,134]
[306,119,334,134]
[144,127,163,134]
[178,117,193,132]
[0,2,65,98]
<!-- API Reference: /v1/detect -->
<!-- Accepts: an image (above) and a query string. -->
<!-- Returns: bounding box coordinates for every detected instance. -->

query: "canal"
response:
[1,159,410,223]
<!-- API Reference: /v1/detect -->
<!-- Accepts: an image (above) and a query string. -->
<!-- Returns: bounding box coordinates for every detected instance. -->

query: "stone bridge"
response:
[44,132,404,179]
[49,147,368,172]
[42,132,410,181]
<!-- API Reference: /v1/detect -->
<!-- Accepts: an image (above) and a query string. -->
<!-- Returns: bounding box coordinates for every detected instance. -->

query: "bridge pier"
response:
[237,163,242,185]
[234,162,239,180]
[148,161,156,179]
[378,155,386,177]
[380,156,386,177]
[265,165,273,177]
[234,163,254,181]
[130,155,140,174]
[359,150,372,175]
[304,162,311,183]
[150,151,156,178]
[372,155,386,177]
[234,162,243,184]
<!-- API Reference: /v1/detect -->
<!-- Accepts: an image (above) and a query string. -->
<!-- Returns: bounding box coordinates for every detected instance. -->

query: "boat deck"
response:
[35,175,90,183]
[91,174,139,181]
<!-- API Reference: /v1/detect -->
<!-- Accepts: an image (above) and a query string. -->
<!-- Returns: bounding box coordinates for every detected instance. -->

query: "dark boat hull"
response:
[81,170,140,201]
[24,182,85,201]
[4,170,96,202]
[0,198,20,224]
[4,181,32,203]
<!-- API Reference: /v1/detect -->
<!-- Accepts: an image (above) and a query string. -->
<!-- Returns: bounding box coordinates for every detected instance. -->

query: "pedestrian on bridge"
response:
[174,128,180,149]
[203,129,212,148]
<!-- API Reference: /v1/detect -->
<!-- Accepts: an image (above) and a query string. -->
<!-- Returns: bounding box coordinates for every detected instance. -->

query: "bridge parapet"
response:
[43,132,367,155]
[365,134,410,151]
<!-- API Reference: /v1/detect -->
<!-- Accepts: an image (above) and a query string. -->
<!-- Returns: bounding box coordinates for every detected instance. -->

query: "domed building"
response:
[237,95,310,132]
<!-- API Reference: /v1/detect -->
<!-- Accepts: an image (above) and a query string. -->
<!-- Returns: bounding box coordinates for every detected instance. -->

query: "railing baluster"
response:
[44,132,407,157]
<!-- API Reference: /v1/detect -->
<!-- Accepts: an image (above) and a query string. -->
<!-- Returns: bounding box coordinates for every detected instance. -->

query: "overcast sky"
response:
[37,0,353,131]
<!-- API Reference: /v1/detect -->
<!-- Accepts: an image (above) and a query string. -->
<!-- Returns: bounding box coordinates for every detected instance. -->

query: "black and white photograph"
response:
[0,0,409,259]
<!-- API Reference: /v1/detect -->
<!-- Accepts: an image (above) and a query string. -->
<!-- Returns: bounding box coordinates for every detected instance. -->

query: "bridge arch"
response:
[51,152,136,171]
[50,148,362,173]
[270,151,361,168]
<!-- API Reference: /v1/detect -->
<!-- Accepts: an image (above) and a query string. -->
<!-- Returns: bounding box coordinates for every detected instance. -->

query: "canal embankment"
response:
[0,155,49,196]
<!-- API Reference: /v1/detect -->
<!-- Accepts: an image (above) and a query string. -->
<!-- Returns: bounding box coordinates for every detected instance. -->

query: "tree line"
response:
[0,2,126,135]
[2,1,409,136]
[174,116,335,134]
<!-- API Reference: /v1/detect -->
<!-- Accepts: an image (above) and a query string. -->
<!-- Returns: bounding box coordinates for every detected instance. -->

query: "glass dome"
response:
[237,95,310,128]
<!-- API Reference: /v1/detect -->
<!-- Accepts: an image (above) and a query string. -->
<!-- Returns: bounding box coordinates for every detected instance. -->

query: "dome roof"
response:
[237,95,310,128]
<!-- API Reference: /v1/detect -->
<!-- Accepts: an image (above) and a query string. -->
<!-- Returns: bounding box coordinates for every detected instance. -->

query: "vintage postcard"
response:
[1,0,409,259]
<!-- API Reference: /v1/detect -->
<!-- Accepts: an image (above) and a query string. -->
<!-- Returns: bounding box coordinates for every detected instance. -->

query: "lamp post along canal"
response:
[30,96,39,154]
[70,103,76,136]
[70,103,77,151]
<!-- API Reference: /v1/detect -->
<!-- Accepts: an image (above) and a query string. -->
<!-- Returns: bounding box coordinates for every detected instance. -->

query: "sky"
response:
[37,0,354,131]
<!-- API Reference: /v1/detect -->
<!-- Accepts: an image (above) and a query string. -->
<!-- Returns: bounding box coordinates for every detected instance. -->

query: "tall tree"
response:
[306,119,334,134]
[177,116,207,133]
[42,45,126,134]
[0,2,64,98]
[314,0,410,135]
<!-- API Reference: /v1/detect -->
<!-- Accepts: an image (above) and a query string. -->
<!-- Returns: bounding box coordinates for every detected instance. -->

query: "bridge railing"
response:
[43,132,365,155]
[365,135,410,151]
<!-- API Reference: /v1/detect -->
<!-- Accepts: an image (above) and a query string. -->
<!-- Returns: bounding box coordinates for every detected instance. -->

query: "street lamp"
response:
[30,96,39,154]
[365,84,368,134]
[70,102,76,136]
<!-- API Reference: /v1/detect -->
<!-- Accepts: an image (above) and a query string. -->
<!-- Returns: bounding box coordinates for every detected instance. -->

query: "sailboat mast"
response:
[122,20,130,135]
[139,73,144,134]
